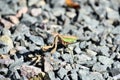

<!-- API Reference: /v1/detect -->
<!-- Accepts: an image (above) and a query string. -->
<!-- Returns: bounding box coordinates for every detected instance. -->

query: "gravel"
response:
[0,0,120,80]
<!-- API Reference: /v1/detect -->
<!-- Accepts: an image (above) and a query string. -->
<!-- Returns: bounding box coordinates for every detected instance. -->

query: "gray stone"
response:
[92,62,107,72]
[66,11,76,18]
[2,29,11,36]
[98,46,110,57]
[110,68,120,76]
[113,61,120,69]
[86,49,97,57]
[12,24,30,40]
[51,0,65,7]
[110,0,120,10]
[21,14,37,24]
[88,72,104,80]
[57,67,67,79]
[74,54,91,64]
[98,56,114,66]
[0,35,14,54]
[52,52,61,59]
[112,26,120,34]
[100,39,106,46]
[78,69,89,80]
[65,64,72,71]
[74,45,82,54]
[0,1,15,15]
[106,36,112,44]
[61,53,73,63]
[45,71,56,80]
[70,72,78,80]
[52,8,65,17]
[106,7,120,20]
[102,72,109,79]
[64,75,70,80]
[79,41,87,49]
[28,0,39,6]
[29,35,44,46]
[114,35,120,45]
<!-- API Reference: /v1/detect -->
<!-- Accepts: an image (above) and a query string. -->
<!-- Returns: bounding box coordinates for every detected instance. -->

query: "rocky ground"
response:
[0,0,120,80]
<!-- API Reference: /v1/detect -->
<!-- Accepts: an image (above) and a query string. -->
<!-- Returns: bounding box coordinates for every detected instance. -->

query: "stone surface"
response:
[57,67,67,79]
[0,35,13,54]
[29,35,44,46]
[98,56,114,66]
[92,62,107,72]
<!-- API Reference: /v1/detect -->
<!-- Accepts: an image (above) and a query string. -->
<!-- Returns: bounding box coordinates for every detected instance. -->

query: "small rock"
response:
[79,41,87,49]
[31,8,42,17]
[106,7,120,20]
[110,68,120,76]
[92,62,107,72]
[78,69,89,80]
[66,11,76,18]
[28,0,40,6]
[21,14,37,24]
[88,72,104,80]
[106,36,112,44]
[16,7,28,18]
[65,64,72,71]
[70,72,78,80]
[74,45,82,54]
[64,75,70,80]
[98,56,114,66]
[61,53,73,63]
[113,61,120,69]
[86,49,97,57]
[0,18,14,29]
[45,71,56,80]
[114,35,120,45]
[0,35,13,54]
[29,35,44,46]
[52,8,65,17]
[98,46,110,57]
[112,26,120,34]
[57,67,67,79]
[74,54,91,64]
[36,0,46,7]
[9,16,19,24]
[51,0,65,7]
[2,28,11,36]
[44,57,53,72]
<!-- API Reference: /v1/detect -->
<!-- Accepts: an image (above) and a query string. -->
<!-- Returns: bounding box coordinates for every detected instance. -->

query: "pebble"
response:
[21,14,37,24]
[61,53,73,63]
[88,72,104,80]
[70,72,78,80]
[29,35,44,46]
[2,28,11,36]
[28,0,40,6]
[92,62,107,72]
[112,26,120,34]
[0,35,13,54]
[78,69,89,80]
[31,8,42,17]
[106,7,120,20]
[52,8,65,17]
[74,44,82,54]
[114,35,120,45]
[98,46,110,57]
[98,56,114,66]
[64,75,70,80]
[57,67,67,79]
[86,49,97,57]
[45,71,56,80]
[66,11,76,18]
[74,54,91,64]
